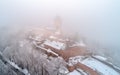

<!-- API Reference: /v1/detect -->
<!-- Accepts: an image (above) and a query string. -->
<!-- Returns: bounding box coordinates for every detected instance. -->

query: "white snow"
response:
[59,66,69,74]
[19,40,27,47]
[68,56,120,75]
[68,56,86,66]
[70,41,86,47]
[44,40,65,50]
[29,34,43,41]
[33,41,59,56]
[79,41,86,47]
[93,55,107,61]
[81,57,120,75]
[67,70,82,75]
[22,68,30,75]
[8,61,30,75]
[49,36,57,39]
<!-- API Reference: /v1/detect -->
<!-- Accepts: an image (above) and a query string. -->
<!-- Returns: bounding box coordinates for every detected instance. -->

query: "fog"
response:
[0,0,120,66]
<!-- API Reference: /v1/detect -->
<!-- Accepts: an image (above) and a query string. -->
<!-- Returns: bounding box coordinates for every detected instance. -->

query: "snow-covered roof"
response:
[70,41,86,47]
[67,70,81,75]
[49,36,57,39]
[93,55,107,61]
[68,56,120,75]
[82,57,120,75]
[44,40,66,50]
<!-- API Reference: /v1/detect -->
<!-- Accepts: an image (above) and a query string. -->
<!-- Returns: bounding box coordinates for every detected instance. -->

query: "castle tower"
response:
[54,16,62,34]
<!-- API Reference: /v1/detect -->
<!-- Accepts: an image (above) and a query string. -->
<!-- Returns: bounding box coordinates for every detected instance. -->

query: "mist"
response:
[0,0,120,67]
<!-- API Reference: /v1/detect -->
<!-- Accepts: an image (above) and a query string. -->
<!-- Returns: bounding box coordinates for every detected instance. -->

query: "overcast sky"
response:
[0,0,120,50]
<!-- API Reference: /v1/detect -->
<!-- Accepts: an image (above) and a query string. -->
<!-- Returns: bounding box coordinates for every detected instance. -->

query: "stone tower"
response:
[54,16,62,34]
